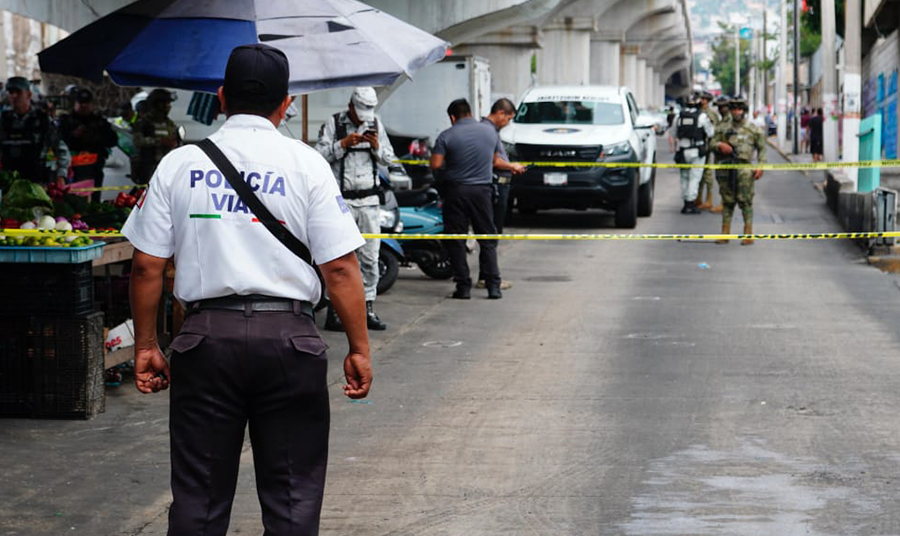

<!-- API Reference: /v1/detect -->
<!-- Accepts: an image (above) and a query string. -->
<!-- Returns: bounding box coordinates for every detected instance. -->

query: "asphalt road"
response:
[4,145,900,535]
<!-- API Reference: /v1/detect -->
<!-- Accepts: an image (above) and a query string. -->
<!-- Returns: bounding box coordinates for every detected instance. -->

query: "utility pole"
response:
[843,0,862,187]
[735,26,740,96]
[792,0,800,154]
[821,0,838,163]
[749,29,755,114]
[776,0,787,148]
[763,7,768,108]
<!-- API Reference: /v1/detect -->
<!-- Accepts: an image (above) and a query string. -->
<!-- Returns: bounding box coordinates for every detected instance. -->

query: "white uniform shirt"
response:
[121,114,365,305]
[314,111,397,207]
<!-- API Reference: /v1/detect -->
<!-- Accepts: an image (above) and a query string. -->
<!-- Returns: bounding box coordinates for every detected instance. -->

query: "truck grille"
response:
[515,144,601,162]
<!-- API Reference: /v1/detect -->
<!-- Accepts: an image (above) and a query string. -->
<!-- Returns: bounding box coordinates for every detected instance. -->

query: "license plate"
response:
[544,172,568,186]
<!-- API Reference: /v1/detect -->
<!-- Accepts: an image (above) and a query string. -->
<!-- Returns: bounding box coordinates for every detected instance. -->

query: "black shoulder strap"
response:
[196,138,314,267]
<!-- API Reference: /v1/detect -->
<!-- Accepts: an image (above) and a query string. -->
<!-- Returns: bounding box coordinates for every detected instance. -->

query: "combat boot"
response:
[741,222,754,246]
[366,301,387,330]
[324,304,344,332]
[697,190,713,210]
[716,223,731,244]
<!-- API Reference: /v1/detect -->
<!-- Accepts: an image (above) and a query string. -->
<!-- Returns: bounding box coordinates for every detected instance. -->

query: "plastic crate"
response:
[26,312,106,419]
[94,275,131,327]
[0,242,104,264]
[0,261,95,317]
[0,317,34,417]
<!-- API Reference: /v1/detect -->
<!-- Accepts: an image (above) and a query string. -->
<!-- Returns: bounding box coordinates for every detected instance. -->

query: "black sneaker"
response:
[451,285,471,299]
[487,285,502,299]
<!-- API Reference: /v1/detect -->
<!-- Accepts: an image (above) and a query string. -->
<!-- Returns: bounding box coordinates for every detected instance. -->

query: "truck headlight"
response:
[600,141,631,159]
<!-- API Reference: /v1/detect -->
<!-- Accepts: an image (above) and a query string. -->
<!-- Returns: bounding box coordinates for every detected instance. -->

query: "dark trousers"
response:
[443,183,500,287]
[493,182,511,234]
[167,308,330,536]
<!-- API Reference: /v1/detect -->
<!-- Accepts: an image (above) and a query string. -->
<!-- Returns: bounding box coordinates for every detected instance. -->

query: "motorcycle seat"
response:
[395,187,438,207]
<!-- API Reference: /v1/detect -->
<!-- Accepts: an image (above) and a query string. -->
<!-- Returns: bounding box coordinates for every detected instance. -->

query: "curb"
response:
[767,138,809,176]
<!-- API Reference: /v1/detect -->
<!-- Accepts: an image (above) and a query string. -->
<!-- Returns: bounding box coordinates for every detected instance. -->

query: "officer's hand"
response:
[343,351,372,399]
[510,163,526,175]
[363,131,379,151]
[717,142,733,155]
[341,133,364,150]
[753,169,763,180]
[134,345,170,394]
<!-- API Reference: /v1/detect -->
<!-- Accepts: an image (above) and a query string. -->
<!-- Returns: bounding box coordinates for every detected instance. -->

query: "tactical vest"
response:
[333,112,382,200]
[676,108,706,144]
[0,109,53,183]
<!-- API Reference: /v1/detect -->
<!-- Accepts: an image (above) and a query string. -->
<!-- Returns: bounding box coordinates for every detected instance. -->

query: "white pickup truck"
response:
[500,85,657,228]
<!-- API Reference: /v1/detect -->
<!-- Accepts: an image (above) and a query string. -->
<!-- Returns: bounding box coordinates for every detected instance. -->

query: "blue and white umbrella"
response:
[38,0,448,94]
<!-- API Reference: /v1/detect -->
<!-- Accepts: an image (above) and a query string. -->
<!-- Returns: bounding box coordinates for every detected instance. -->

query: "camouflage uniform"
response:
[698,105,720,197]
[711,116,767,225]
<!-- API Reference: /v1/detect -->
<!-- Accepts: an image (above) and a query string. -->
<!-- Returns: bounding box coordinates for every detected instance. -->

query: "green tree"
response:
[708,22,752,97]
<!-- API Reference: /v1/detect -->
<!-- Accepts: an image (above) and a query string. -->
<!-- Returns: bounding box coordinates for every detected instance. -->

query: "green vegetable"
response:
[1,180,53,221]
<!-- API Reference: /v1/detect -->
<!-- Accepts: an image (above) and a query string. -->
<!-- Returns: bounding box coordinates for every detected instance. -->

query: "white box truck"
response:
[377,55,491,146]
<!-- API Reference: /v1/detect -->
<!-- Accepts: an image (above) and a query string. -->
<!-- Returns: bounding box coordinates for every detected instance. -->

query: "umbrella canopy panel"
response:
[38,0,448,94]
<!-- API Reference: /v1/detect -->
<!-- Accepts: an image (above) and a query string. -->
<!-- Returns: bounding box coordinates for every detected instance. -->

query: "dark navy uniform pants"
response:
[167,308,329,536]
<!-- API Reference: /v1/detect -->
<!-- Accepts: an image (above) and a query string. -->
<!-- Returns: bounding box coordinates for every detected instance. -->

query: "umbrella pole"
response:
[302,94,309,143]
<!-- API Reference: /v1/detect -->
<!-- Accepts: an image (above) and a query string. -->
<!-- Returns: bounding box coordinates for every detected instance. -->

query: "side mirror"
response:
[634,116,655,129]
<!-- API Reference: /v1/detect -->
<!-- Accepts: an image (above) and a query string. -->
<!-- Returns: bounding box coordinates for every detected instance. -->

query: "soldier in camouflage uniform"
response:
[695,92,718,210]
[711,97,766,245]
[132,89,180,184]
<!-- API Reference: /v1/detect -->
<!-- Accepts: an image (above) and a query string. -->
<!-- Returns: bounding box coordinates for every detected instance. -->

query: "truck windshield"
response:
[514,101,625,125]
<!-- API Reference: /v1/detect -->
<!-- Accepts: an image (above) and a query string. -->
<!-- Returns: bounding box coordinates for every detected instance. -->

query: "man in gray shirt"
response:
[430,99,523,299]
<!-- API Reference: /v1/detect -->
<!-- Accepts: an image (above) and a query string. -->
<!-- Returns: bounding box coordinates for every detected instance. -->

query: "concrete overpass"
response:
[0,0,692,108]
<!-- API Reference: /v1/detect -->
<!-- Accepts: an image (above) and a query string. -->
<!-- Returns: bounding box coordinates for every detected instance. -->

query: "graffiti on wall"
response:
[864,70,898,159]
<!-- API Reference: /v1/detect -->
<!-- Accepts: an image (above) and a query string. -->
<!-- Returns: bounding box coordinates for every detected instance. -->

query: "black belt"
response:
[188,295,313,317]
[342,187,381,200]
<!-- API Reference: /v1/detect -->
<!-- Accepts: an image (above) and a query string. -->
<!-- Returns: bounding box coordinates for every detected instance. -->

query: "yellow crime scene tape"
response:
[64,158,900,193]
[3,228,900,242]
[395,158,900,171]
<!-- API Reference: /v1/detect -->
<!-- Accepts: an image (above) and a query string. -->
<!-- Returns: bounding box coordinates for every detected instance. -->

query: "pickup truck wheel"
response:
[637,156,655,217]
[615,177,639,228]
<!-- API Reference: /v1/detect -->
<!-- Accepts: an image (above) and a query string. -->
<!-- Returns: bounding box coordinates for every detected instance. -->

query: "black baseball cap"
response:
[223,44,289,102]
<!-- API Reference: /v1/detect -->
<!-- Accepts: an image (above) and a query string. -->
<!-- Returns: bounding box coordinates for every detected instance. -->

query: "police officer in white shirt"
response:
[122,44,372,536]
[316,87,396,332]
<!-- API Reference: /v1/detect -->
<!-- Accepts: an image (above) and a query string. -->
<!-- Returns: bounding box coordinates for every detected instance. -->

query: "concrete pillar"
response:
[842,0,861,186]
[537,17,595,86]
[622,45,639,92]
[644,66,656,108]
[590,39,620,86]
[635,58,647,107]
[821,0,839,164]
[454,26,540,101]
[650,70,661,109]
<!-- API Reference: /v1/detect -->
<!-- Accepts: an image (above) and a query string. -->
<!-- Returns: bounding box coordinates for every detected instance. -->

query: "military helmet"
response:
[729,97,749,111]
[715,95,730,107]
[699,91,714,102]
[147,88,176,104]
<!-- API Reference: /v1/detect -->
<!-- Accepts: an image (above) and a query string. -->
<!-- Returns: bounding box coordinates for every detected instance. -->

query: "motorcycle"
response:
[395,187,452,280]
[376,187,404,295]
